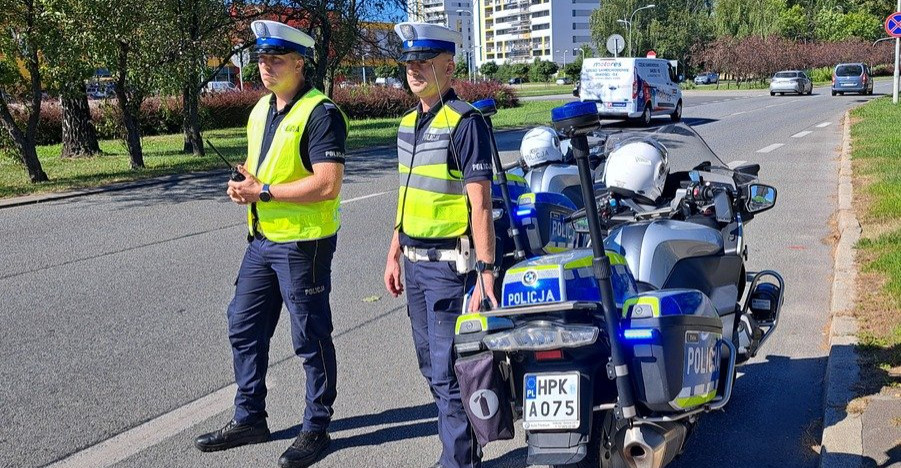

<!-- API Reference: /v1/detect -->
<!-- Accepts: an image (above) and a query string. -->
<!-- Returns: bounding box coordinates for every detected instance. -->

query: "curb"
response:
[819,110,864,468]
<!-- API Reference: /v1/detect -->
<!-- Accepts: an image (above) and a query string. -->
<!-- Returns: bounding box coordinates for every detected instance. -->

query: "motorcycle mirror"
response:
[745,184,777,213]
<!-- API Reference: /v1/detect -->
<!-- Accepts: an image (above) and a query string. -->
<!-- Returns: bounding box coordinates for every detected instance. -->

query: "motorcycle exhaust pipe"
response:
[621,421,689,468]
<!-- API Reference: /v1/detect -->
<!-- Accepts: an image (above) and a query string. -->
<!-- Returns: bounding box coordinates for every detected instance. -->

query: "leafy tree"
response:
[41,0,102,158]
[529,59,558,83]
[779,4,811,41]
[480,61,499,78]
[713,0,786,39]
[0,0,49,182]
[564,56,583,81]
[375,64,397,78]
[455,59,469,79]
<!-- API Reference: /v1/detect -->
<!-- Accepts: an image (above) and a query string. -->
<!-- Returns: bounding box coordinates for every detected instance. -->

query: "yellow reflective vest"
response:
[395,99,477,239]
[245,88,349,242]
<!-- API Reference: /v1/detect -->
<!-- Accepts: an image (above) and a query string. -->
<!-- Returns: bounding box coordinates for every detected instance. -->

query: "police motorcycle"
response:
[475,100,582,270]
[452,104,784,468]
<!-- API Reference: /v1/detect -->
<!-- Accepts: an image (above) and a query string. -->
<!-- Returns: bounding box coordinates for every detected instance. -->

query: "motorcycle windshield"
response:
[598,123,732,179]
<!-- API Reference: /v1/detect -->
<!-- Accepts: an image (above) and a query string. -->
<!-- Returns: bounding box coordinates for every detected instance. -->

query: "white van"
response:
[579,57,683,125]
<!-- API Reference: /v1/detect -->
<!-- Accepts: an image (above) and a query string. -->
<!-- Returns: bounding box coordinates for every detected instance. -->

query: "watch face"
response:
[260,190,271,202]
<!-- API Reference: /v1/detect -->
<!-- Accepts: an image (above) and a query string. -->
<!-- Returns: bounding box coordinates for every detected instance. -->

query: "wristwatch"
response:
[475,260,498,275]
[259,184,272,202]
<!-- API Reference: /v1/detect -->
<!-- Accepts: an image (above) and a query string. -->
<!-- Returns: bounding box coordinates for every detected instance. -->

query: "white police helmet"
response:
[520,126,564,168]
[603,138,669,204]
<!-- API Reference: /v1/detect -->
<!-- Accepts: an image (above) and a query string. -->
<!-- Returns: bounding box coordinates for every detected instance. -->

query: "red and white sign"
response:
[886,12,901,38]
[646,50,657,58]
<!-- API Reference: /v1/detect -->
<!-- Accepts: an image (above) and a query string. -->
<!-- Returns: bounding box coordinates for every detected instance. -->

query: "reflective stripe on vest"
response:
[245,89,349,242]
[395,99,475,239]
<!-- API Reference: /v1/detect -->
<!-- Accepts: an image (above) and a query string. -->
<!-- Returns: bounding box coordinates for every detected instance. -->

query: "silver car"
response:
[770,70,812,96]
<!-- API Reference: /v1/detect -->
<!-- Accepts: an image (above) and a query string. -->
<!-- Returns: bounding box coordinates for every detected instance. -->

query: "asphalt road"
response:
[1,82,892,468]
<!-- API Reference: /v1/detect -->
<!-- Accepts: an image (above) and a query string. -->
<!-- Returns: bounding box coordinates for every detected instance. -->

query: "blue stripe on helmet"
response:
[403,39,455,54]
[256,37,308,55]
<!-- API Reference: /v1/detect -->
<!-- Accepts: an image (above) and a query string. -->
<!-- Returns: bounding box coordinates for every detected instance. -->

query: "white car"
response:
[769,70,812,96]
[206,81,237,93]
[579,57,684,125]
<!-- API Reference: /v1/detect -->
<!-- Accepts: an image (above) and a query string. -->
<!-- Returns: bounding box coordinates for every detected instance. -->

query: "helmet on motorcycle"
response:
[519,126,564,168]
[602,138,669,204]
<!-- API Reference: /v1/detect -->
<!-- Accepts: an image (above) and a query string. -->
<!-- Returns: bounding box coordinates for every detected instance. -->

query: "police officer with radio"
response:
[194,20,347,468]
[383,22,498,468]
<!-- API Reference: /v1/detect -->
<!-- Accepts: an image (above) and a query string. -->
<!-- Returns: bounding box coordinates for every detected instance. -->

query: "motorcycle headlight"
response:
[483,324,599,351]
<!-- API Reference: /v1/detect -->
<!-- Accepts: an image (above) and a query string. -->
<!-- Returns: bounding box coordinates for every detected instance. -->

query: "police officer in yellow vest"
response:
[384,22,497,468]
[194,20,347,468]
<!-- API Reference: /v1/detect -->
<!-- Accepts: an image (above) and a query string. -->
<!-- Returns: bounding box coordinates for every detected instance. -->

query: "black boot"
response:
[278,431,330,468]
[194,419,270,452]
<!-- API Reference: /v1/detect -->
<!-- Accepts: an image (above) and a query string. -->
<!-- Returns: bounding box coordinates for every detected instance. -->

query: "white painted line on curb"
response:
[342,191,392,204]
[792,131,813,138]
[46,380,269,468]
[757,143,784,153]
[817,121,832,128]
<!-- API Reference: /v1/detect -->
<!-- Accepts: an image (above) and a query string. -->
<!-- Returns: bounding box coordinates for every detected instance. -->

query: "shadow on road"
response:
[271,403,437,442]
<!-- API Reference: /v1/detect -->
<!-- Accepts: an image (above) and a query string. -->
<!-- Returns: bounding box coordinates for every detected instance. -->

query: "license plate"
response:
[522,373,579,430]
[611,102,627,107]
[842,83,855,86]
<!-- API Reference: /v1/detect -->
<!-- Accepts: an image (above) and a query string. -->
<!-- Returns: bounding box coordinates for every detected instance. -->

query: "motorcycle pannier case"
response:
[515,192,578,256]
[621,289,723,413]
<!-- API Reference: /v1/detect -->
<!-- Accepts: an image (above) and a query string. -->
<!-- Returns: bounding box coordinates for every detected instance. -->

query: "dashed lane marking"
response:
[757,143,785,153]
[816,122,832,128]
[792,131,813,138]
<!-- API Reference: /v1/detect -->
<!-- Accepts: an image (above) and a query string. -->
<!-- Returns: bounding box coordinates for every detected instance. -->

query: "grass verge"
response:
[512,83,574,97]
[849,96,901,389]
[0,99,567,199]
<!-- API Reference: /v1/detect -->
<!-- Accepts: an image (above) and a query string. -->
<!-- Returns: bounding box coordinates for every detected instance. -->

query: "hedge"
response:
[2,80,519,148]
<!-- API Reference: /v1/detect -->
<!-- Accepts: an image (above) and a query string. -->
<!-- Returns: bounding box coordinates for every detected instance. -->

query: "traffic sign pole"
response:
[888,3,901,103]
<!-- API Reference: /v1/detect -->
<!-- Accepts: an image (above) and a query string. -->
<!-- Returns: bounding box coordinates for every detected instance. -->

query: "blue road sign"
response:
[886,12,901,38]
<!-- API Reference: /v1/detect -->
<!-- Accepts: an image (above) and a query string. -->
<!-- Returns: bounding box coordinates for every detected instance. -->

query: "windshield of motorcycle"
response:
[598,123,732,179]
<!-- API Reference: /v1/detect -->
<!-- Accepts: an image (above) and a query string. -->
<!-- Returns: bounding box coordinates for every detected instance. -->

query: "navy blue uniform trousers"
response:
[227,234,338,432]
[404,258,481,468]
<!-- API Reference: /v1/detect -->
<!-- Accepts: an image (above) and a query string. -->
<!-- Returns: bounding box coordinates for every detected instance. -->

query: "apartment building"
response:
[473,0,596,67]
[407,0,475,65]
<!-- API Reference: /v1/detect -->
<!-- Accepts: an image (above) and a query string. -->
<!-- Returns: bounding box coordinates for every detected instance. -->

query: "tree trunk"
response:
[60,86,101,158]
[115,41,144,169]
[0,102,48,182]
[181,73,204,156]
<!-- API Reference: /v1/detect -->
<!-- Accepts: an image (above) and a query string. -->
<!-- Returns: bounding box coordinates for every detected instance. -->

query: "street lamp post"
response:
[623,4,655,57]
[555,49,568,74]
[362,53,368,86]
[456,9,475,82]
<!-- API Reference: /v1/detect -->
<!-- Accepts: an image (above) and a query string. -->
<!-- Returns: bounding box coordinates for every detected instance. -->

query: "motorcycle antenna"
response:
[551,101,638,422]
[206,139,245,182]
[472,98,528,262]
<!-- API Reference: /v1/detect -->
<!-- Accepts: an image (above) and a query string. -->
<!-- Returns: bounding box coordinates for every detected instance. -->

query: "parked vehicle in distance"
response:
[508,77,523,85]
[579,57,683,125]
[555,77,572,85]
[375,77,403,89]
[769,70,812,96]
[831,63,873,96]
[693,71,719,85]
[205,81,238,93]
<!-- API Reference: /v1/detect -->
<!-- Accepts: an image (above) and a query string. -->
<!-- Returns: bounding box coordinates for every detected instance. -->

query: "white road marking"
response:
[341,191,392,204]
[792,131,813,138]
[757,143,785,153]
[46,380,273,468]
[730,111,747,116]
[816,122,832,128]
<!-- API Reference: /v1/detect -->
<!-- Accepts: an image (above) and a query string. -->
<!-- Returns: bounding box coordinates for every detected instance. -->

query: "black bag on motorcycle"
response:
[453,351,514,446]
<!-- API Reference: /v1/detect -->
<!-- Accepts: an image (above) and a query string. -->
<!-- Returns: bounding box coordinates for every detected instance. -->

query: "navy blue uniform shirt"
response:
[257,83,347,172]
[399,89,494,249]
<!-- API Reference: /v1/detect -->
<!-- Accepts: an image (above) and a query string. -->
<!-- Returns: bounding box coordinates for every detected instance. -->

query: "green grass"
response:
[849,96,901,380]
[0,99,568,199]
[512,83,574,97]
